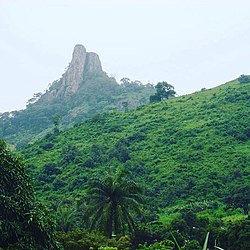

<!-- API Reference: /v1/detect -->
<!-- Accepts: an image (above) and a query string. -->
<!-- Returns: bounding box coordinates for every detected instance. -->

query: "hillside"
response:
[0,45,154,148]
[21,78,250,217]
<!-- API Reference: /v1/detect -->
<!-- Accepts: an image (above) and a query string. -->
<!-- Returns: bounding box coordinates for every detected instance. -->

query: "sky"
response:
[0,0,250,112]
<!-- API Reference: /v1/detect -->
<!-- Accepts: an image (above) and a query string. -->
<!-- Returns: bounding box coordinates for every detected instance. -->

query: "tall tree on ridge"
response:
[150,81,176,102]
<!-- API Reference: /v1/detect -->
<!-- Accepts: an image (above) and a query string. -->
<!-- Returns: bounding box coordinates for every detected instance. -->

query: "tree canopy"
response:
[85,169,143,238]
[150,81,176,102]
[0,139,59,249]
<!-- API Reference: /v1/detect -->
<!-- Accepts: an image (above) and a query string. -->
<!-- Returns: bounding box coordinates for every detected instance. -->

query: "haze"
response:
[1,0,250,112]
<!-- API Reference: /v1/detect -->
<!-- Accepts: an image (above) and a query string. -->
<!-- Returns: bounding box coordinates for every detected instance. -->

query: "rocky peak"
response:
[72,44,87,63]
[85,52,102,74]
[59,44,87,95]
[45,44,103,100]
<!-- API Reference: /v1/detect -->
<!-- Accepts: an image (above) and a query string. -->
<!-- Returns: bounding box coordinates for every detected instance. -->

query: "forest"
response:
[0,77,250,249]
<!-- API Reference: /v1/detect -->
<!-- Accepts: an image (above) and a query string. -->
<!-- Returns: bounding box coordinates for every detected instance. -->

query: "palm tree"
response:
[55,201,76,232]
[85,169,143,238]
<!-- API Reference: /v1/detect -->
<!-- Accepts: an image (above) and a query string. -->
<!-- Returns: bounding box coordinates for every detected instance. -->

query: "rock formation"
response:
[85,52,103,74]
[0,44,155,148]
[45,44,103,100]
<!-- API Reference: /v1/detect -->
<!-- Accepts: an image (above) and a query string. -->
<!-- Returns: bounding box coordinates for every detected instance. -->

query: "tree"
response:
[122,101,129,111]
[55,201,77,232]
[150,81,176,102]
[224,220,250,250]
[238,75,250,84]
[109,139,131,163]
[26,92,42,106]
[149,94,161,103]
[52,114,61,134]
[120,77,131,86]
[85,169,143,238]
[224,182,250,214]
[0,139,60,249]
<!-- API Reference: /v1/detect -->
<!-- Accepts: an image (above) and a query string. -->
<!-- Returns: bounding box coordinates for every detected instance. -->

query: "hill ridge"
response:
[21,78,250,214]
[0,45,154,148]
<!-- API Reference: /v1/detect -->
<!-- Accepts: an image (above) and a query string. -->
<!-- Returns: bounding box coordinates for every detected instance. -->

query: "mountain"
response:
[21,78,250,217]
[0,45,155,148]
[41,44,103,100]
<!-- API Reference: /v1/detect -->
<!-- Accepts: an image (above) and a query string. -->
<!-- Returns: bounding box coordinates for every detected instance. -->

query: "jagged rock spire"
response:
[59,44,87,95]
[46,44,103,99]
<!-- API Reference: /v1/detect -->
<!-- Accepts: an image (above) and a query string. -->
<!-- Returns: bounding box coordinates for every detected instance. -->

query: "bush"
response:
[137,240,174,250]
[56,230,116,250]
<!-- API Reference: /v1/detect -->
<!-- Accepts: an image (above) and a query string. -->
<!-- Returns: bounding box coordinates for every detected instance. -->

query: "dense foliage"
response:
[85,170,143,237]
[150,81,176,102]
[18,78,250,249]
[0,139,59,249]
[0,73,154,148]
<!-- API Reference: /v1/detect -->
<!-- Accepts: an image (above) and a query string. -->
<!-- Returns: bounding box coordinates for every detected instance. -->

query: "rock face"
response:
[85,52,102,74]
[46,44,103,99]
[59,44,87,95]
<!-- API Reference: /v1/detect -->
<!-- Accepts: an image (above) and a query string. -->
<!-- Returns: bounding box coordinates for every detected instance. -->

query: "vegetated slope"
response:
[21,79,250,215]
[0,73,153,148]
[0,45,154,148]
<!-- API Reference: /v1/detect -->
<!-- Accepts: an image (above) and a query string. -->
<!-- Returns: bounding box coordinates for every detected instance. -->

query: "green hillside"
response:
[18,78,250,249]
[0,73,154,148]
[0,44,155,149]
[21,78,250,214]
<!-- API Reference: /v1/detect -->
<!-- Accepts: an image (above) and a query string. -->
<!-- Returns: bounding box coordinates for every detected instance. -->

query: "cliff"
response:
[45,44,103,100]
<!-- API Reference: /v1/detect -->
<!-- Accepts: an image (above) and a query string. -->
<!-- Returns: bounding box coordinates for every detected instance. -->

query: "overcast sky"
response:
[0,0,250,112]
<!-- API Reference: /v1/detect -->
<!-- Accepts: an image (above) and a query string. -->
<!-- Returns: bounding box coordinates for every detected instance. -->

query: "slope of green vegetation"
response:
[20,79,250,249]
[0,73,154,148]
[22,78,249,206]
